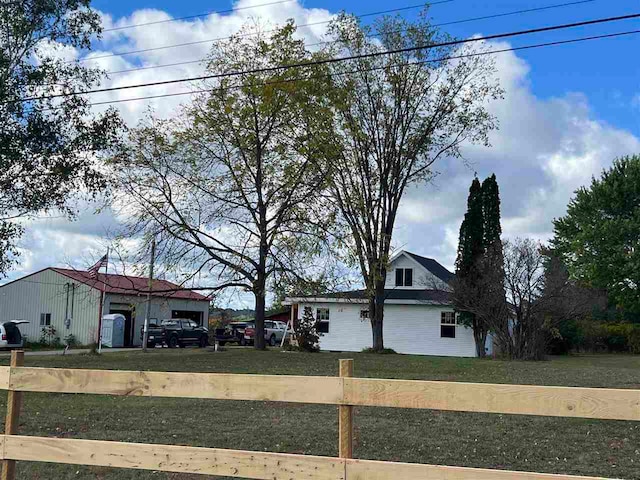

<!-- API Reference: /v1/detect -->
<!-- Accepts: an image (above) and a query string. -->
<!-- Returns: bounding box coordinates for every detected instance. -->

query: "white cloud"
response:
[7,7,640,308]
[82,0,335,123]
[394,42,640,270]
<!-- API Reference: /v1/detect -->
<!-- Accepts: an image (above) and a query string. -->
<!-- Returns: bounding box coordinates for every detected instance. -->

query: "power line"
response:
[68,28,640,109]
[103,0,295,33]
[13,12,640,105]
[106,0,599,76]
[74,0,454,64]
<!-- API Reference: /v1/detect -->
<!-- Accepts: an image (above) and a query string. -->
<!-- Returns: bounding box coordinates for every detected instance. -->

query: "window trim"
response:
[40,313,51,326]
[404,268,413,286]
[316,308,330,333]
[440,311,456,338]
[395,268,414,287]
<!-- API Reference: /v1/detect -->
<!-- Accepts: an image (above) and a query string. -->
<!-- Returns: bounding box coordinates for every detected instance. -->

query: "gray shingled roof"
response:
[404,252,455,284]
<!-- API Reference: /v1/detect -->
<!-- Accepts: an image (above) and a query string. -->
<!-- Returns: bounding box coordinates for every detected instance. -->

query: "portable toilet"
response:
[101,314,126,348]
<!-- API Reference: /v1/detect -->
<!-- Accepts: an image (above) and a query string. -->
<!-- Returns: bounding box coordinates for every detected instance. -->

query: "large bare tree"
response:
[325,11,503,351]
[111,23,336,349]
[453,238,600,360]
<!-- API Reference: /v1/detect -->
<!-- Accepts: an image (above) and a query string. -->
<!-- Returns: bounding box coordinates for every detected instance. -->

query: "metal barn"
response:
[0,268,210,347]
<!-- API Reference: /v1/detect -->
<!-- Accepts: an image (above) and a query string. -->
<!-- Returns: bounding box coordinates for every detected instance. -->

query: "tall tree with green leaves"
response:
[552,155,640,315]
[0,0,121,274]
[112,23,337,350]
[326,9,502,351]
[455,178,487,356]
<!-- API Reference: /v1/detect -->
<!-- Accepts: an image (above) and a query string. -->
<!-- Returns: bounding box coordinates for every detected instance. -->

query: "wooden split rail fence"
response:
[1,352,639,479]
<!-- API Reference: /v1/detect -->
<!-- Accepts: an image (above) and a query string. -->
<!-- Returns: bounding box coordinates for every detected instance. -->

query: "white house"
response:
[285,251,489,357]
[0,268,210,346]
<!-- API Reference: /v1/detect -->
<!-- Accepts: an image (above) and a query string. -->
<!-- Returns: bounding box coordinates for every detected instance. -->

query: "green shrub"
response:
[601,323,634,352]
[548,319,640,354]
[40,325,61,347]
[294,307,321,352]
[361,347,397,354]
[628,328,640,354]
[64,334,79,348]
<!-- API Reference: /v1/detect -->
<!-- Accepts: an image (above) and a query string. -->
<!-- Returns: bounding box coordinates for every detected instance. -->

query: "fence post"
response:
[338,358,354,459]
[2,350,24,480]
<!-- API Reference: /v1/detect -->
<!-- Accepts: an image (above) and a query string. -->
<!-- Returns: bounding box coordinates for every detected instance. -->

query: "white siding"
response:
[104,295,209,346]
[385,254,450,291]
[298,302,477,357]
[0,269,101,345]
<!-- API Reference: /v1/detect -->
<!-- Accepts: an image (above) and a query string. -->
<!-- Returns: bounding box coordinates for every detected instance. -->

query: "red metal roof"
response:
[51,268,209,301]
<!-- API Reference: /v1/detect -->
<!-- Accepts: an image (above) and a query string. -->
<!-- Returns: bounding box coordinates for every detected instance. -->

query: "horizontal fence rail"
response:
[7,367,343,404]
[0,435,613,480]
[343,378,640,421]
[1,353,637,479]
[3,366,639,420]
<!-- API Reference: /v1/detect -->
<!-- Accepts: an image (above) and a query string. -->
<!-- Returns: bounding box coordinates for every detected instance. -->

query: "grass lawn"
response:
[1,349,639,480]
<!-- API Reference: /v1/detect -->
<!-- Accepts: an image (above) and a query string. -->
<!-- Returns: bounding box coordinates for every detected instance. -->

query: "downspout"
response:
[70,283,75,319]
[64,283,70,325]
[97,290,104,346]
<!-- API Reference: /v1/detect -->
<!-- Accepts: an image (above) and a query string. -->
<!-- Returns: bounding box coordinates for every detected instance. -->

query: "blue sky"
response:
[91,0,640,136]
[9,0,640,307]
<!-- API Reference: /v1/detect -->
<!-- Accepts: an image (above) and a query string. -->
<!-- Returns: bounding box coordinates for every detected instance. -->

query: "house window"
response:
[395,268,413,287]
[359,309,369,320]
[441,311,456,338]
[316,308,330,333]
[40,313,51,326]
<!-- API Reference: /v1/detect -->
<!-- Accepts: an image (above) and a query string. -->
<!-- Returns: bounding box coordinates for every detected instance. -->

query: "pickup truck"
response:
[142,319,209,348]
[243,320,288,346]
[214,321,253,346]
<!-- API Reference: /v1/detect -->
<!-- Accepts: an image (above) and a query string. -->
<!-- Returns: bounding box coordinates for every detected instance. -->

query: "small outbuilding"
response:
[0,267,210,347]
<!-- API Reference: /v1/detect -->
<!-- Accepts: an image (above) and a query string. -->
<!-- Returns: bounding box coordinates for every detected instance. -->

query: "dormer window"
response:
[395,268,413,287]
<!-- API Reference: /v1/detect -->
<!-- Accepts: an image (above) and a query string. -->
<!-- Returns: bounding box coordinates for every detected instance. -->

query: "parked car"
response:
[244,320,287,346]
[0,320,28,349]
[214,321,254,346]
[142,319,208,348]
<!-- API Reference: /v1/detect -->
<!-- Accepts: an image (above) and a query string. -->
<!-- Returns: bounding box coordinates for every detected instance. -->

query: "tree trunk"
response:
[471,315,488,357]
[371,278,385,351]
[254,285,266,350]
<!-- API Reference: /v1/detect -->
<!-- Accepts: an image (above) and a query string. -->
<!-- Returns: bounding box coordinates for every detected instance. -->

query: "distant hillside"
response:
[209,307,255,320]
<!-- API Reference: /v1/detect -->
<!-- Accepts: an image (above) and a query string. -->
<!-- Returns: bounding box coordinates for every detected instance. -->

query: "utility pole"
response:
[141,238,156,352]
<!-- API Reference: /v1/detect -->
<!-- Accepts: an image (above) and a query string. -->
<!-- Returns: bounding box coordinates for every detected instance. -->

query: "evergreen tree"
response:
[482,174,502,249]
[455,178,488,356]
[456,178,484,275]
[455,175,505,357]
[480,174,507,354]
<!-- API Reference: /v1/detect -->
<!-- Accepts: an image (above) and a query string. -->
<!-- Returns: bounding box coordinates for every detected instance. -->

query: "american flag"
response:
[88,254,108,279]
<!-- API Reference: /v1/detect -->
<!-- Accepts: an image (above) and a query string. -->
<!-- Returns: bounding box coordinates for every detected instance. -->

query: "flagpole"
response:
[98,247,109,354]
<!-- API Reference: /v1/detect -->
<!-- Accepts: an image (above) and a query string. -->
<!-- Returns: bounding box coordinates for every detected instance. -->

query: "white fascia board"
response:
[283,297,452,306]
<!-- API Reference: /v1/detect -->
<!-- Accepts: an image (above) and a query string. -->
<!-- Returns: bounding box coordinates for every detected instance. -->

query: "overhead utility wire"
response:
[73,0,454,63]
[106,0,599,76]
[13,12,640,105]
[49,28,640,109]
